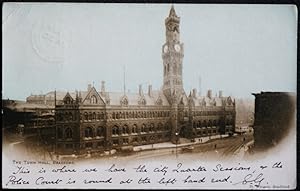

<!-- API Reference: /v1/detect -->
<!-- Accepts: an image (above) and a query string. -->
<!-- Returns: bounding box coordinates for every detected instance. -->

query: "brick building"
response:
[27,6,236,155]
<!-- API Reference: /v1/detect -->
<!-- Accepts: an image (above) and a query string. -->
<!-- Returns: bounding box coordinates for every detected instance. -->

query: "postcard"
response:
[2,3,297,189]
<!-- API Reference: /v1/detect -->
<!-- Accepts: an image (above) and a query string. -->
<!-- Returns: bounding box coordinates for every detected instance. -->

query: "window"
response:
[85,143,92,149]
[97,141,104,147]
[122,125,129,134]
[213,120,217,126]
[113,140,119,146]
[57,128,63,139]
[65,144,73,149]
[65,128,73,139]
[91,95,97,104]
[141,124,146,133]
[208,120,212,127]
[92,112,96,120]
[97,127,104,137]
[203,120,207,127]
[65,97,71,104]
[112,126,119,136]
[85,127,93,138]
[68,112,73,121]
[123,138,129,145]
[132,137,138,143]
[132,124,137,134]
[150,123,155,132]
[84,112,88,121]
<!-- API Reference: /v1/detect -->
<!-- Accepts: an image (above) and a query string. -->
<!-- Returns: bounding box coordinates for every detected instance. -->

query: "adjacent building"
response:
[252,92,296,151]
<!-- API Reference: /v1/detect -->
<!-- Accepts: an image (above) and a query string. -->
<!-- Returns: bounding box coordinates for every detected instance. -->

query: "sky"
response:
[2,3,297,101]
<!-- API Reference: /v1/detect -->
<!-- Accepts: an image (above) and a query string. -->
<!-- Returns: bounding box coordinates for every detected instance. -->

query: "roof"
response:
[4,102,53,112]
[27,87,170,107]
[107,90,170,106]
[189,95,234,107]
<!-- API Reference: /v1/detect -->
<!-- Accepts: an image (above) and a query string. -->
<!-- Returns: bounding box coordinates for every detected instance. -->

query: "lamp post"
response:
[175,132,179,159]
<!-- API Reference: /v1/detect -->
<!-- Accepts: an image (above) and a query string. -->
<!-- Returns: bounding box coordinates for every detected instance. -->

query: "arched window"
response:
[65,128,73,139]
[203,120,207,127]
[84,112,88,121]
[68,112,73,121]
[132,124,137,134]
[112,126,119,136]
[91,95,97,104]
[198,121,201,128]
[150,123,155,132]
[122,125,129,134]
[85,127,93,138]
[65,97,71,104]
[208,120,212,127]
[97,127,104,137]
[88,113,92,121]
[213,120,217,126]
[112,112,116,119]
[157,123,162,131]
[57,128,63,139]
[141,124,146,133]
[92,112,96,120]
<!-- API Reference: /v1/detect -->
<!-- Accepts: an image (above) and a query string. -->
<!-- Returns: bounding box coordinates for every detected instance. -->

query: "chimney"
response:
[207,89,212,99]
[139,84,143,96]
[192,88,197,98]
[101,81,105,95]
[148,85,152,97]
[219,90,223,98]
[87,84,92,92]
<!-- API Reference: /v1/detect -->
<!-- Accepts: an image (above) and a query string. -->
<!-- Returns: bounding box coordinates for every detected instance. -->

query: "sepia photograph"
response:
[2,3,297,189]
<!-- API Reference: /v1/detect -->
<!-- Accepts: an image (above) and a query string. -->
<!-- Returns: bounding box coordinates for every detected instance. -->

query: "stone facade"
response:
[27,6,236,155]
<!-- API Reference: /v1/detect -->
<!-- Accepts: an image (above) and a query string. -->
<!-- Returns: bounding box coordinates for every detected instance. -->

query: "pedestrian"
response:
[214,144,217,149]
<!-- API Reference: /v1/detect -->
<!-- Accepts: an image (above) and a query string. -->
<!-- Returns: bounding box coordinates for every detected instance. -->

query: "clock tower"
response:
[162,5,184,104]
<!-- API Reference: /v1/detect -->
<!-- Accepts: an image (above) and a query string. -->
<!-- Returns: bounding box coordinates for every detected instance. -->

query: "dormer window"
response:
[156,97,163,105]
[91,95,97,104]
[120,96,129,106]
[139,97,146,106]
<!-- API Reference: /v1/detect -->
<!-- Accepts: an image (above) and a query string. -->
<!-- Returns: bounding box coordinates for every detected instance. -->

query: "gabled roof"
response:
[82,87,105,105]
[189,95,234,107]
[107,90,170,106]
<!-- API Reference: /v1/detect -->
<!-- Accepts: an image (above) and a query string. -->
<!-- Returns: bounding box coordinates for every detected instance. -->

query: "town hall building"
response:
[27,6,236,155]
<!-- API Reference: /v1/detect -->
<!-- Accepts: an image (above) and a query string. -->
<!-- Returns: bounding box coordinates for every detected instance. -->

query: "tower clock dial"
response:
[164,45,168,53]
[174,44,181,52]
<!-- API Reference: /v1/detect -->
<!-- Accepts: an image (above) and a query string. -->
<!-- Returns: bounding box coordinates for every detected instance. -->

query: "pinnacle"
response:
[169,5,177,17]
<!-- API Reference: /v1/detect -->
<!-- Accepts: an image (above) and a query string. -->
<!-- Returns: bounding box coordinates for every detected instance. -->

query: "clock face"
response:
[164,45,168,53]
[174,44,181,52]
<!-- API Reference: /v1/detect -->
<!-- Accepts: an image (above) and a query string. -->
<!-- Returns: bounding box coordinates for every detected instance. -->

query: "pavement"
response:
[133,134,232,151]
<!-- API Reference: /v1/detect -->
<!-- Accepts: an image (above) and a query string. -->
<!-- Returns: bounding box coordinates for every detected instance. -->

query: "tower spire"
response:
[169,5,177,17]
